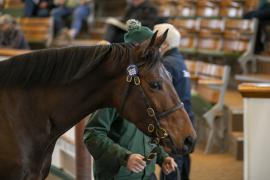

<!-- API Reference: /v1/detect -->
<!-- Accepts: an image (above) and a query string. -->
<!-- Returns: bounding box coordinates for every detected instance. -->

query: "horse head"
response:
[111,30,197,154]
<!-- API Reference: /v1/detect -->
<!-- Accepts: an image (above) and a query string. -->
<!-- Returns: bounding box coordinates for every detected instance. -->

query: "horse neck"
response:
[47,65,114,136]
[41,44,130,136]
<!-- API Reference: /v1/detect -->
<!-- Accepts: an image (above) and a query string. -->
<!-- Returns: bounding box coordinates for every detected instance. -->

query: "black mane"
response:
[0,42,161,88]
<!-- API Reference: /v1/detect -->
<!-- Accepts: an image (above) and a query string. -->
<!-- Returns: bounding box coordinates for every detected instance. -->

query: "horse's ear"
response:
[154,29,169,48]
[146,30,158,49]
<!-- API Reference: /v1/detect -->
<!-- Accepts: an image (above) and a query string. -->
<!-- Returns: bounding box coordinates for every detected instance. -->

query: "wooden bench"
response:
[170,18,198,54]
[17,17,54,48]
[185,59,199,80]
[196,2,220,18]
[170,18,198,33]
[244,0,259,12]
[197,31,223,57]
[196,18,224,56]
[220,0,244,18]
[235,74,270,83]
[170,17,257,69]
[177,2,197,17]
[235,56,270,87]
[2,0,24,17]
[3,0,24,8]
[224,18,258,72]
[186,60,231,153]
[199,18,223,34]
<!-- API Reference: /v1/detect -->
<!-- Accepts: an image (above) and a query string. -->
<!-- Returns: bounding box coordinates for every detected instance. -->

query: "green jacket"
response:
[84,108,169,180]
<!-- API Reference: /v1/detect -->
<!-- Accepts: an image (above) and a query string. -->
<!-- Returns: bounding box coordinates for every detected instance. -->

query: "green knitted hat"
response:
[124,19,154,43]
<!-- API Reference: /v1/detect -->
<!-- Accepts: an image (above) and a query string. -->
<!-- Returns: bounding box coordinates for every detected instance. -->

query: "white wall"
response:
[244,98,270,180]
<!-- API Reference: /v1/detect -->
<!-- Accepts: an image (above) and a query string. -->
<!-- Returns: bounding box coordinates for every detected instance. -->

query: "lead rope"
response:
[143,145,181,180]
[123,64,181,180]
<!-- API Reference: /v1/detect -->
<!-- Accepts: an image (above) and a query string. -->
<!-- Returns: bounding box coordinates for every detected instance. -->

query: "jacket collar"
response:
[163,47,179,57]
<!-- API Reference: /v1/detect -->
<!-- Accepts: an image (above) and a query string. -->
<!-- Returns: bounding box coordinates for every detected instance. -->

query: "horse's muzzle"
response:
[160,135,196,155]
[183,136,196,154]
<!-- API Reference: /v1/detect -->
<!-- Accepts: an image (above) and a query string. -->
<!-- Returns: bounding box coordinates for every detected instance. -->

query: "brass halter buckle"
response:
[148,124,155,133]
[145,152,157,161]
[156,128,168,139]
[151,137,160,144]
[147,108,155,117]
[134,76,140,85]
[126,75,133,83]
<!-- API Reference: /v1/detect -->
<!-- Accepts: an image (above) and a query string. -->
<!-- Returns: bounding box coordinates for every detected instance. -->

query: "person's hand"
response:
[126,154,146,173]
[162,156,177,175]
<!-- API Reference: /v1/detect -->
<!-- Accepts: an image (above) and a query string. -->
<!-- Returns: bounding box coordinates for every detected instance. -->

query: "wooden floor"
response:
[190,145,243,180]
[193,88,244,180]
[155,144,243,180]
[224,90,243,112]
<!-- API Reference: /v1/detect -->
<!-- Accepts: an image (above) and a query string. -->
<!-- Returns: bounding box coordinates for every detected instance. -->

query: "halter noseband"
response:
[120,63,184,156]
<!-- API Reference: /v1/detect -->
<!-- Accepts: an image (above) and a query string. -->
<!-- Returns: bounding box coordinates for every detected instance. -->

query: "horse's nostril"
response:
[184,136,196,153]
[184,136,193,145]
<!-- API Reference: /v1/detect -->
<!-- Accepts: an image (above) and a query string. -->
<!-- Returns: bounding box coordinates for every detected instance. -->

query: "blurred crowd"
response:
[1,0,270,52]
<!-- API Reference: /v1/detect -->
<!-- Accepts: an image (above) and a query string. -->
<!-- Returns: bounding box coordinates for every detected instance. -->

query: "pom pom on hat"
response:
[126,19,142,31]
[124,19,153,43]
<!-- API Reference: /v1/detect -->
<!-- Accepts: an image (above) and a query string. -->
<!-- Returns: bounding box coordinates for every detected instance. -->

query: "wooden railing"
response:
[0,48,31,57]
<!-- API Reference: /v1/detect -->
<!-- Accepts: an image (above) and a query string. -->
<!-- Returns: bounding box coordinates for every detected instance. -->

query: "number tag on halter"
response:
[127,64,138,77]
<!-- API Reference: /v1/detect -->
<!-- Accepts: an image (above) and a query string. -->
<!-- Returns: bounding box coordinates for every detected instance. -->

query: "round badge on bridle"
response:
[127,64,138,77]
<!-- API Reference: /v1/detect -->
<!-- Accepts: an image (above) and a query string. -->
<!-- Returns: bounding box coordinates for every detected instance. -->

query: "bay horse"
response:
[0,31,196,179]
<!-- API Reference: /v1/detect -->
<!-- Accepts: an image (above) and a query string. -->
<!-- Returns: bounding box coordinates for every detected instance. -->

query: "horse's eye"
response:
[149,81,162,90]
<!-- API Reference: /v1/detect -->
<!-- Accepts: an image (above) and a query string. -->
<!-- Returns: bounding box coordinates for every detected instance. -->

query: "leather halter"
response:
[120,63,184,154]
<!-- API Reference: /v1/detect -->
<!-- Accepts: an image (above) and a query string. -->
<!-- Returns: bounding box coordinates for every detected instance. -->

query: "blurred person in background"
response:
[0,0,3,13]
[244,0,270,20]
[244,0,270,53]
[0,14,30,49]
[153,23,194,180]
[105,0,160,43]
[51,0,92,39]
[23,0,55,17]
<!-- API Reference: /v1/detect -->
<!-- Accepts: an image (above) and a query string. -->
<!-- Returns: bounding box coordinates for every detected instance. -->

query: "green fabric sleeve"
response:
[83,108,131,173]
[156,146,169,166]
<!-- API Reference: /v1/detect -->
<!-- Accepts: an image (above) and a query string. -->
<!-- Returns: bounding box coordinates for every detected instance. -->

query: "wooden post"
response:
[75,116,93,180]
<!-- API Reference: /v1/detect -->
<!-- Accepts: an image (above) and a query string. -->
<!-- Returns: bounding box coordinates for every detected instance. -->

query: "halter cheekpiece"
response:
[120,62,184,162]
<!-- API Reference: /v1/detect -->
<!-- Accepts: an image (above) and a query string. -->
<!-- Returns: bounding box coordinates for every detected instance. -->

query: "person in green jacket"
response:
[83,20,177,180]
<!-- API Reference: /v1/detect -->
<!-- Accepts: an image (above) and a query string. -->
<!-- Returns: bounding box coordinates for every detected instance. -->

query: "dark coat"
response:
[163,48,194,123]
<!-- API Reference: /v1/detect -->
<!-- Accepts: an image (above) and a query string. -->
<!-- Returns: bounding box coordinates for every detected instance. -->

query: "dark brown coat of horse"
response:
[0,32,196,179]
